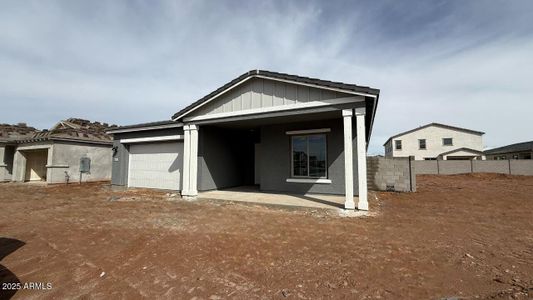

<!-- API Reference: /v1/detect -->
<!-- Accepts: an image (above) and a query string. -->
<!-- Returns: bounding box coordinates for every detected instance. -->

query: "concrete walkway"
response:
[198,186,349,210]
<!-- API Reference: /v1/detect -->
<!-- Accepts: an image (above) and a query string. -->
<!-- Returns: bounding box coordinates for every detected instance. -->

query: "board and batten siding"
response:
[189,78,353,117]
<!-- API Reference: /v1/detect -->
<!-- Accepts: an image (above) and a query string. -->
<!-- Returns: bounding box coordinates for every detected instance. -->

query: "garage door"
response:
[128,142,183,190]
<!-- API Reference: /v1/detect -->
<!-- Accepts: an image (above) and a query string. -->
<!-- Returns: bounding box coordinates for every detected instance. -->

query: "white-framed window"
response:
[419,139,427,150]
[291,134,327,178]
[442,138,453,146]
[395,140,402,150]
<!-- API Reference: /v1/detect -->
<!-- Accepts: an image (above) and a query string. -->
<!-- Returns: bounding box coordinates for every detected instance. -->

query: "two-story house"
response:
[384,123,485,160]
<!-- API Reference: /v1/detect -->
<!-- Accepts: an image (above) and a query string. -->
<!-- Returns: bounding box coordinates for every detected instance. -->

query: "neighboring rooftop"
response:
[484,141,533,155]
[0,123,39,142]
[5,118,117,144]
[384,123,485,146]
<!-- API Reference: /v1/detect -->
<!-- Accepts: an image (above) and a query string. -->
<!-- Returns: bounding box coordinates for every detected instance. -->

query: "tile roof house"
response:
[108,70,380,211]
[0,118,115,183]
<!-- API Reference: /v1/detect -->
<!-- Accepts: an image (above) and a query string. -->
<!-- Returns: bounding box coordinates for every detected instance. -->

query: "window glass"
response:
[308,135,326,177]
[419,139,426,149]
[292,136,307,176]
[291,134,327,178]
[395,140,402,150]
[443,138,453,146]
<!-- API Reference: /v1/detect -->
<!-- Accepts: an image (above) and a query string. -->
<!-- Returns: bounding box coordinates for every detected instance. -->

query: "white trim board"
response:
[286,128,331,135]
[120,135,183,144]
[286,178,332,184]
[183,96,363,122]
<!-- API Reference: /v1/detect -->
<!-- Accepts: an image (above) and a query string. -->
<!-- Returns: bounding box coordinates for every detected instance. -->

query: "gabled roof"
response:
[484,141,533,155]
[383,123,485,146]
[171,69,380,120]
[438,147,484,157]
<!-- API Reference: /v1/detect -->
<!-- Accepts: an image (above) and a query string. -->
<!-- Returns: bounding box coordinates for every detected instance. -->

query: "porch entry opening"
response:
[22,149,48,181]
[198,125,259,191]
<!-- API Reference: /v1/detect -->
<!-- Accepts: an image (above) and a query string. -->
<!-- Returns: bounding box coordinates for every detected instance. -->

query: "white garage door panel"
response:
[128,142,183,190]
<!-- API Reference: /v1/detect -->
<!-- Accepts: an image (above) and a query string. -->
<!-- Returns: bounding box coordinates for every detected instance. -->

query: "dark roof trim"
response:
[438,147,484,157]
[106,120,182,134]
[50,137,113,145]
[383,123,485,146]
[484,141,533,155]
[171,69,380,120]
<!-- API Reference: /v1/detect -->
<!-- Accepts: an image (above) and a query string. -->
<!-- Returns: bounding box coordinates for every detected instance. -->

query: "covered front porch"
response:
[199,186,348,210]
[180,107,370,211]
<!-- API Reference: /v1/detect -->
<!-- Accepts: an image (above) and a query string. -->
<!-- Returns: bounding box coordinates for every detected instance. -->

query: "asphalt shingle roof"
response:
[484,141,533,155]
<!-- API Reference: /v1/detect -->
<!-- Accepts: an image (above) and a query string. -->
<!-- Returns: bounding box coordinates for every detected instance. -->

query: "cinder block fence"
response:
[367,157,533,192]
[367,156,416,192]
[413,160,533,176]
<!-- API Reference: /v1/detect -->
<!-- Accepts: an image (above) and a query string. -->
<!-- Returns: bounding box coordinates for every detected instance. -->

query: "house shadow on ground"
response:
[0,237,25,300]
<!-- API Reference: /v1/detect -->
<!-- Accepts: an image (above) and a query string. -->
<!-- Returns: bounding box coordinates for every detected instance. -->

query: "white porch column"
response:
[355,107,368,211]
[188,124,199,197]
[182,124,198,198]
[182,125,191,196]
[342,109,355,210]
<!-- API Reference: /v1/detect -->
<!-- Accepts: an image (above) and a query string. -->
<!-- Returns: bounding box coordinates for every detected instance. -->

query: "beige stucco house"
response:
[1,119,114,184]
[384,123,485,160]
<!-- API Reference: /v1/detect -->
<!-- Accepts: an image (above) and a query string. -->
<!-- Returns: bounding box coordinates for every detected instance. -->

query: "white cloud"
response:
[0,0,531,153]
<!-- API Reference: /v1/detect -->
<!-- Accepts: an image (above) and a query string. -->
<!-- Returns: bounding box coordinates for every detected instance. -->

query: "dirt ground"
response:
[0,174,532,299]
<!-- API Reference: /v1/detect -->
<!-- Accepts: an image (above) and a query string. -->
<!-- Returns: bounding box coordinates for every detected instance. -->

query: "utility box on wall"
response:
[80,157,91,173]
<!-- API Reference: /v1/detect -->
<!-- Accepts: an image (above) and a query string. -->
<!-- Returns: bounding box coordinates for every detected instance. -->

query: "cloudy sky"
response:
[1,0,532,154]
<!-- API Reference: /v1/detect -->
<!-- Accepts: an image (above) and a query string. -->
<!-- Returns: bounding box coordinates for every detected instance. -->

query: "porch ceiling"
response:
[196,110,341,129]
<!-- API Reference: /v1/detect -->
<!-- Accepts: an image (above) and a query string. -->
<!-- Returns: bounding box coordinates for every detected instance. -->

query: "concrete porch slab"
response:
[198,186,351,210]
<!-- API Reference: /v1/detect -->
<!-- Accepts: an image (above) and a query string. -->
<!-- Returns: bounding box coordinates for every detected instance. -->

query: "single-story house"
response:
[0,118,114,184]
[485,141,533,160]
[108,70,380,210]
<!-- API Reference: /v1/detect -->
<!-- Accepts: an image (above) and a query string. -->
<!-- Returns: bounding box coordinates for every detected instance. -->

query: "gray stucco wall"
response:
[0,146,7,181]
[0,145,16,181]
[111,127,184,186]
[258,118,360,195]
[48,141,112,183]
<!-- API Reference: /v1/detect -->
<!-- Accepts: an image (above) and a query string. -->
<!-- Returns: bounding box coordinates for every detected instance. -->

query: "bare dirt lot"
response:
[1,174,532,299]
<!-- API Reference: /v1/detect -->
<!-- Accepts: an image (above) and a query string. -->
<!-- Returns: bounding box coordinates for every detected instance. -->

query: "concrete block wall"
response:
[414,159,533,176]
[413,160,439,174]
[438,160,471,175]
[472,160,509,174]
[509,160,533,176]
[367,156,416,192]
